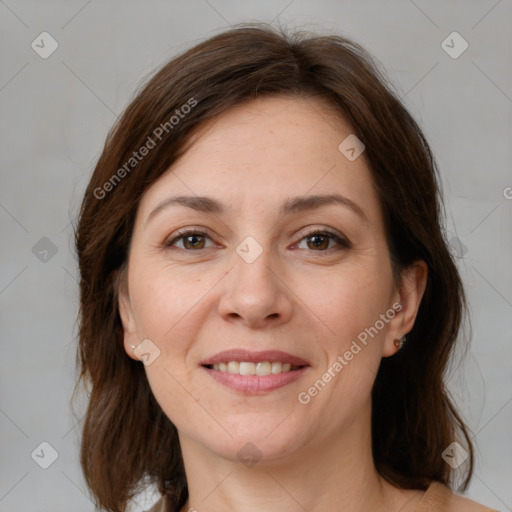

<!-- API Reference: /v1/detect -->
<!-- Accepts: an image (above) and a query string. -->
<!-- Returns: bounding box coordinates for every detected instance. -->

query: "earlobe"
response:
[383,260,428,357]
[116,270,139,360]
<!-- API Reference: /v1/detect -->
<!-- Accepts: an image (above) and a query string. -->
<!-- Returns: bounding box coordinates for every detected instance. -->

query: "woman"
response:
[74,24,498,512]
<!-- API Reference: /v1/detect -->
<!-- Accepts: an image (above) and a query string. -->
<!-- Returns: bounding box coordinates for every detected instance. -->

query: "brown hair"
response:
[74,23,473,512]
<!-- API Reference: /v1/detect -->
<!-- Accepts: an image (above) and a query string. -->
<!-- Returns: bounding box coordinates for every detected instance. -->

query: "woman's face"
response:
[119,95,426,463]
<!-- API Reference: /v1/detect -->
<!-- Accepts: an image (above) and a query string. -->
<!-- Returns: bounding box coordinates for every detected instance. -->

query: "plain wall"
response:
[1,1,511,511]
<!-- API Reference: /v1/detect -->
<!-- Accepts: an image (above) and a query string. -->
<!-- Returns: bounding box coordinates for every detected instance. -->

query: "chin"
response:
[181,413,307,465]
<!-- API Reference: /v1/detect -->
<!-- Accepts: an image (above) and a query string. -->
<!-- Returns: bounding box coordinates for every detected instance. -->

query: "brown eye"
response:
[165,230,212,250]
[181,234,206,250]
[306,233,330,250]
[297,230,351,251]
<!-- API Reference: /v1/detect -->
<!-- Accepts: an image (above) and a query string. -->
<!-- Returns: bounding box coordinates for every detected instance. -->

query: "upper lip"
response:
[200,349,310,367]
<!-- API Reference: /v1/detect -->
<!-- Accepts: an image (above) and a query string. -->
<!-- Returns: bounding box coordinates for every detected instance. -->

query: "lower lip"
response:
[202,366,309,394]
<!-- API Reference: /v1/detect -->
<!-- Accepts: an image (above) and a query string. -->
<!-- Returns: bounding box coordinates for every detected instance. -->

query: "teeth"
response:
[227,361,239,374]
[255,362,271,376]
[210,361,296,375]
[239,362,256,375]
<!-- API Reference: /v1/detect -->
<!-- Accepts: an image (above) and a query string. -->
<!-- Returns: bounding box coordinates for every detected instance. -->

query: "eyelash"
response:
[164,228,351,252]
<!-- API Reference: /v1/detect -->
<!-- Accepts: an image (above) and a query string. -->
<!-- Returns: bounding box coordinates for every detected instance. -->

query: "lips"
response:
[200,349,310,394]
[200,349,309,367]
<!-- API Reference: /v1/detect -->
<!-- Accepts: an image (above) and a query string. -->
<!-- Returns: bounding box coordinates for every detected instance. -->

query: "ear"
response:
[116,268,140,361]
[382,260,428,357]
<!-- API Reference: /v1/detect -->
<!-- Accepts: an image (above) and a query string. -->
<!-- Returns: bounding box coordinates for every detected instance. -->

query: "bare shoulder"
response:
[447,491,498,512]
[390,481,499,512]
[422,481,498,512]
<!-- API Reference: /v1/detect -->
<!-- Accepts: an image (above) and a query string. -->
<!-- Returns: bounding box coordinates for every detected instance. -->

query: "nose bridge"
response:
[218,233,293,327]
[232,235,280,301]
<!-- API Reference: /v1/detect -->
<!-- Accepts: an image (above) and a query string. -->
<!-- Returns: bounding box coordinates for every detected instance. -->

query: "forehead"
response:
[137,95,381,225]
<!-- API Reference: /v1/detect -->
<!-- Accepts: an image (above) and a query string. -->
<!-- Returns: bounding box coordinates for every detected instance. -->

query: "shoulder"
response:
[146,485,499,512]
[418,481,499,512]
[145,495,169,512]
[446,492,499,512]
[145,494,182,512]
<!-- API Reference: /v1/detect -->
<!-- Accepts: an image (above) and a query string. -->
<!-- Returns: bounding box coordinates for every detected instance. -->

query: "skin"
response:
[118,95,430,512]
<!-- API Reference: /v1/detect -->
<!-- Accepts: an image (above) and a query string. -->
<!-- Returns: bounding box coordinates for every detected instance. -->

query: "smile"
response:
[200,349,310,393]
[205,361,301,376]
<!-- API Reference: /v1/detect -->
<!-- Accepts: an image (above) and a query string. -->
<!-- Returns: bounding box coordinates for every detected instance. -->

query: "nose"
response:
[217,246,294,329]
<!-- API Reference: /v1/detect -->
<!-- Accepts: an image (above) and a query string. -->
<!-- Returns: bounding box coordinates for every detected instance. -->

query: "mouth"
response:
[200,349,310,394]
[203,361,303,375]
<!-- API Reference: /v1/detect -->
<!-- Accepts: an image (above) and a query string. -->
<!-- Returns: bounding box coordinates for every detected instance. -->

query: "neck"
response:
[177,401,403,512]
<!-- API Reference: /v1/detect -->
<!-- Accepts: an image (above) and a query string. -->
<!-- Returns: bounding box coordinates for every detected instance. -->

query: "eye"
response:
[164,229,215,250]
[295,230,351,251]
[164,228,351,252]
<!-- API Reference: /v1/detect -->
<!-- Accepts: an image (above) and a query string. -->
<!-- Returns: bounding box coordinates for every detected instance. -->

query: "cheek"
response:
[129,262,210,345]
[297,263,391,403]
[299,262,391,347]
[143,362,204,439]
[130,266,207,431]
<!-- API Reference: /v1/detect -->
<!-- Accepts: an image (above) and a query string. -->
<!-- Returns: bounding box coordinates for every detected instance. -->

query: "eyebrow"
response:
[145,193,369,225]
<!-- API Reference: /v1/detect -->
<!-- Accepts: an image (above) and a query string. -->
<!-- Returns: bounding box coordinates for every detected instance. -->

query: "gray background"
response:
[1,1,511,511]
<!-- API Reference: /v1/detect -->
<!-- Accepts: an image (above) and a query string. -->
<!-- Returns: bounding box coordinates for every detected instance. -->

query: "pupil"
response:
[186,235,203,248]
[309,235,327,249]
